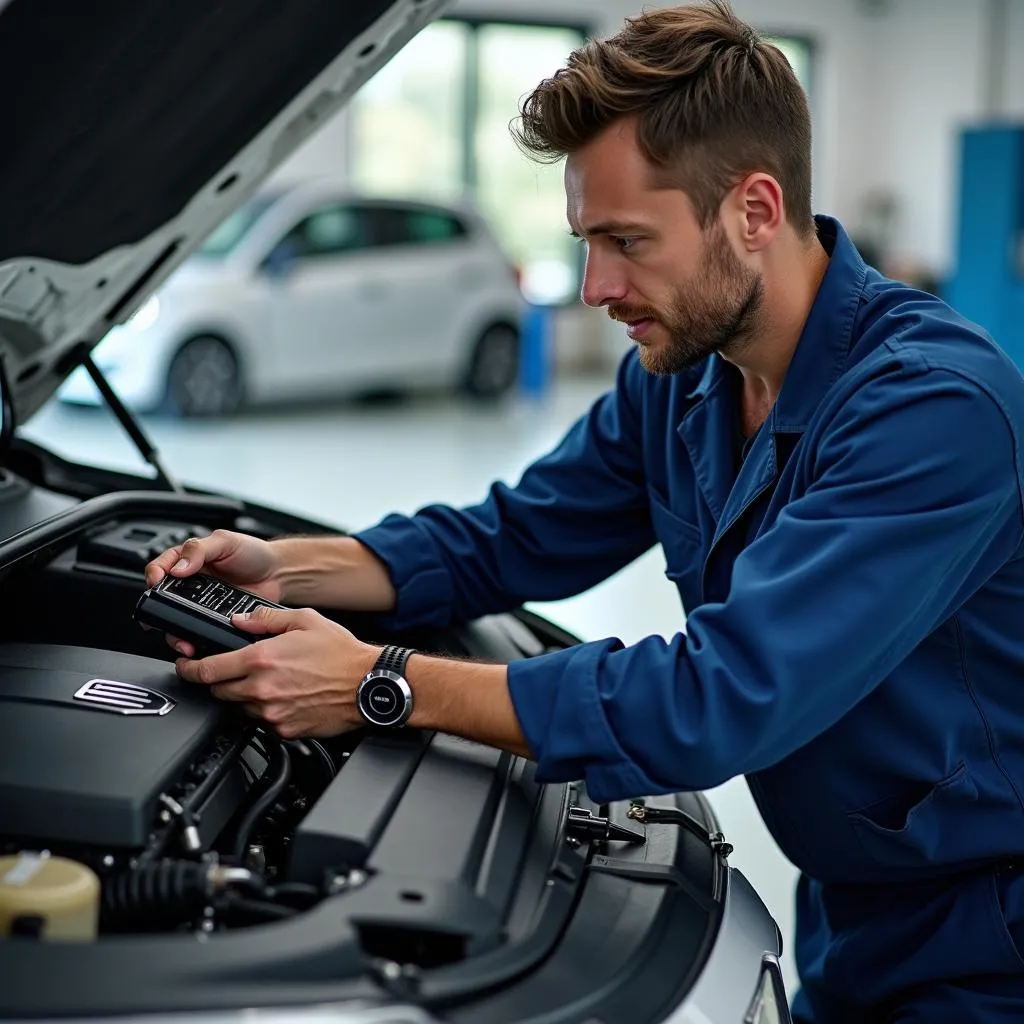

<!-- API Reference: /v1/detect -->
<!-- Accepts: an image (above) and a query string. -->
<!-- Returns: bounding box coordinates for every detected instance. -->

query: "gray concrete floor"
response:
[24,375,800,992]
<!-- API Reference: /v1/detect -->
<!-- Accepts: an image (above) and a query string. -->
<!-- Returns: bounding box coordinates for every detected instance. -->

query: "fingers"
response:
[232,604,312,636]
[165,634,195,659]
[144,545,183,587]
[176,647,253,686]
[144,530,240,587]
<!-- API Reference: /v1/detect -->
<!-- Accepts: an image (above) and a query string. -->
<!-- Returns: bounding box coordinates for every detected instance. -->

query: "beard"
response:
[611,222,764,376]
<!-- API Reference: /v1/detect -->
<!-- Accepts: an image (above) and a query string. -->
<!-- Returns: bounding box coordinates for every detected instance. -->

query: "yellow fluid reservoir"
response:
[0,851,100,941]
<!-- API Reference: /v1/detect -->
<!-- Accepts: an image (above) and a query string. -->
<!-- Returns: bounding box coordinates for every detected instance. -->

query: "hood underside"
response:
[0,0,447,424]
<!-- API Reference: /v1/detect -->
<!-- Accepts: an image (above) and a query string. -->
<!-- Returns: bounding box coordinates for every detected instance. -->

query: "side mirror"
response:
[263,240,299,281]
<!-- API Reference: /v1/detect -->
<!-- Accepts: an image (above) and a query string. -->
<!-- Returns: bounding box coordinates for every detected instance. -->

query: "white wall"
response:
[1005,0,1024,110]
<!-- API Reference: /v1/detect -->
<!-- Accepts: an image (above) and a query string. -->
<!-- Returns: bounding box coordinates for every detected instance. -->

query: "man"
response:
[146,2,1024,1019]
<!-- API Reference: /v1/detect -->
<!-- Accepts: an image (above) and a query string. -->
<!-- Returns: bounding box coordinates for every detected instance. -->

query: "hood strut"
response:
[82,353,183,494]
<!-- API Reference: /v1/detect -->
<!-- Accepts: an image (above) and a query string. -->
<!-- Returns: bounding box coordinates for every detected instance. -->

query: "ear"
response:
[732,173,785,252]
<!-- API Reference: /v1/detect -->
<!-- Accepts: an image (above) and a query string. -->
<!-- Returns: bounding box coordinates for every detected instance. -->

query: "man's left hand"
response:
[174,605,380,739]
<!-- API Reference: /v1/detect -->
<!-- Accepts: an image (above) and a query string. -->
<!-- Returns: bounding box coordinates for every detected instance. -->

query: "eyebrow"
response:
[569,221,652,239]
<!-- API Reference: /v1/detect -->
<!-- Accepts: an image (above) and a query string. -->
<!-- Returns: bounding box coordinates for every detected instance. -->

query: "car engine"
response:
[0,492,761,1024]
[0,642,339,937]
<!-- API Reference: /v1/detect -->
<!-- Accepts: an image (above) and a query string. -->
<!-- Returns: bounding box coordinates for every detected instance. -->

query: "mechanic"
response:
[146,2,1024,1020]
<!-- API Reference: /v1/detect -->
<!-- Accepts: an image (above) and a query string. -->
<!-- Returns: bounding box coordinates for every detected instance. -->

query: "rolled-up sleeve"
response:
[508,360,1023,803]
[354,352,656,631]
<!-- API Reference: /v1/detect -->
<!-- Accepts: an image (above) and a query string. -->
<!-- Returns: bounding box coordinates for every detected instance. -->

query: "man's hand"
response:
[175,604,380,739]
[144,532,397,658]
[145,529,282,600]
[144,529,284,657]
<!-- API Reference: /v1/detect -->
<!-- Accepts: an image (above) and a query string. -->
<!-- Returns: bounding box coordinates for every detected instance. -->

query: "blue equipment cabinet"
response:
[948,126,1024,365]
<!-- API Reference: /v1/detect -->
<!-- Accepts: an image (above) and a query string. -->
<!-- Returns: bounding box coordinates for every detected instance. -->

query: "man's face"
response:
[566,120,764,375]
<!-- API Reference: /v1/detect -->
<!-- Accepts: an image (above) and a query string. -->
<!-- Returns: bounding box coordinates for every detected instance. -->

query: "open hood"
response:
[0,0,448,425]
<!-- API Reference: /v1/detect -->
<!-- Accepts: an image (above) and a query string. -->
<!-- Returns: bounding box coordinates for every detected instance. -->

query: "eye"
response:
[615,236,639,252]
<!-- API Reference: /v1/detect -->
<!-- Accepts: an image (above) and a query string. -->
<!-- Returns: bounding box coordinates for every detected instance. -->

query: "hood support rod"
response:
[82,353,183,494]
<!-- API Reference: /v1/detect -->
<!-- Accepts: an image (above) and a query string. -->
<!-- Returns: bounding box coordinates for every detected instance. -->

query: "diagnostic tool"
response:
[134,573,285,657]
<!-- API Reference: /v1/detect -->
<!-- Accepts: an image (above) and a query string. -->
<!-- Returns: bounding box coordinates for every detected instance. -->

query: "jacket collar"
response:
[679,216,865,430]
[769,216,866,434]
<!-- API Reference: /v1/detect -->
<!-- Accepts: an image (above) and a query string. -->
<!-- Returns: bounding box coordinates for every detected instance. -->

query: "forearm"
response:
[270,536,396,612]
[406,654,532,759]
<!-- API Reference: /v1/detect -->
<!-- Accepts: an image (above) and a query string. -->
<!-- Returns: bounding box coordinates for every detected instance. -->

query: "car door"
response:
[358,203,477,378]
[263,201,380,392]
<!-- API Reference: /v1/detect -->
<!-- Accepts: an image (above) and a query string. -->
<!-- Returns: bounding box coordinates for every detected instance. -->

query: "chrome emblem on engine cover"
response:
[73,679,175,716]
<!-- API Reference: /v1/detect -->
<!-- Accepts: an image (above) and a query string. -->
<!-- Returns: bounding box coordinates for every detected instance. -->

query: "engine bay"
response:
[0,455,734,1021]
[0,641,328,939]
[0,477,566,949]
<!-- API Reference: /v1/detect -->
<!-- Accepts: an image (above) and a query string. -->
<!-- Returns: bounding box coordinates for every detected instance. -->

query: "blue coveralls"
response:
[356,217,1024,1021]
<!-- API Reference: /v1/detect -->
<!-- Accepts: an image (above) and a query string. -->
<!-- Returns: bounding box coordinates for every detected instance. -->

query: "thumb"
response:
[232,604,302,636]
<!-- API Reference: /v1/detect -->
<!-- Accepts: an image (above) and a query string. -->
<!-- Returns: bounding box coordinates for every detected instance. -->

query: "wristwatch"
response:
[356,645,416,727]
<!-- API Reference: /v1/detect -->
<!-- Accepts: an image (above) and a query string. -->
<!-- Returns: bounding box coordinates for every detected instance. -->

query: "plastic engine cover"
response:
[0,643,231,848]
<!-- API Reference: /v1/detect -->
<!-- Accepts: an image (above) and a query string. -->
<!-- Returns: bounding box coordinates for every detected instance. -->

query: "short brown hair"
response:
[514,1,814,237]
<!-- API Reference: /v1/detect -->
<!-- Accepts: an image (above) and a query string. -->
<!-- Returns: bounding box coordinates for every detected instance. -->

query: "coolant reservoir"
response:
[0,851,100,940]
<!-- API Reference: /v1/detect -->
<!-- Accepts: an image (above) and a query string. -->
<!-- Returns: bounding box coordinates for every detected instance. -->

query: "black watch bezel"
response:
[356,646,414,728]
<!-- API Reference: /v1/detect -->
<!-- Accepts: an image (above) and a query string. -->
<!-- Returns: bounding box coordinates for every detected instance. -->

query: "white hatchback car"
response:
[59,182,524,416]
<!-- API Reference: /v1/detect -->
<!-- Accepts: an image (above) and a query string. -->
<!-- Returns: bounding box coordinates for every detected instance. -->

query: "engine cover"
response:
[0,644,232,848]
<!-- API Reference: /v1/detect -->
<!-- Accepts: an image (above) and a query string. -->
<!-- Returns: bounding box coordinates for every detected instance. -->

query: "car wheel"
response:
[164,335,242,417]
[463,324,520,399]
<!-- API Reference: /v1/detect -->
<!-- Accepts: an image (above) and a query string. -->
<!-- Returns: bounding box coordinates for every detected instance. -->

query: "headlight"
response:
[128,295,161,331]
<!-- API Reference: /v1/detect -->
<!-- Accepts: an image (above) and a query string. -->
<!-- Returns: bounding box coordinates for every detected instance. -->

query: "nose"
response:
[580,248,628,309]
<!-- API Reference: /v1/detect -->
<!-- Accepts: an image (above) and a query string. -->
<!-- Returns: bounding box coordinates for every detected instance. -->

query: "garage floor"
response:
[24,372,801,992]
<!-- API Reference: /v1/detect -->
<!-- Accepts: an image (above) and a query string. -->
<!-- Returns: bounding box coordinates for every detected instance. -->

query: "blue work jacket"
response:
[356,217,1024,1014]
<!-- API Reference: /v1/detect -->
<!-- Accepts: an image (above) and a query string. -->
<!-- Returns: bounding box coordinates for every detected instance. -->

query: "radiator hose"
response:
[102,861,258,927]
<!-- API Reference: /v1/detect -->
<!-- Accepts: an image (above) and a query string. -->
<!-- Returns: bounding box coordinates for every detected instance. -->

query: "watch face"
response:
[359,673,410,727]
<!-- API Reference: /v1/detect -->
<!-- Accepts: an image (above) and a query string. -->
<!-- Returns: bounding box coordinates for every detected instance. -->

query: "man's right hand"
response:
[145,529,283,601]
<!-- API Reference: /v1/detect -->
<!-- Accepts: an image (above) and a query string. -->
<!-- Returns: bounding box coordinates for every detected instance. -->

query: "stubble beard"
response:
[620,224,765,377]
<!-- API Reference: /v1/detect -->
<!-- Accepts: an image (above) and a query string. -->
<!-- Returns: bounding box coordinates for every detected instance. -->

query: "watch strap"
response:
[375,645,414,677]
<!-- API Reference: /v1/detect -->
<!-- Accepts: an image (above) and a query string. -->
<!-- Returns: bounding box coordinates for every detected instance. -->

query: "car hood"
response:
[0,0,447,426]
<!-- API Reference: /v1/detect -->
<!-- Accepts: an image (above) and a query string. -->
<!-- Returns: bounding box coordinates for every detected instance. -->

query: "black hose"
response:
[305,739,337,783]
[103,861,269,929]
[103,861,207,924]
[232,736,291,864]
[185,727,257,811]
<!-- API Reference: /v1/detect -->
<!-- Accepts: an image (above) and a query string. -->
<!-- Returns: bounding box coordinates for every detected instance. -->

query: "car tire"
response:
[164,335,242,418]
[463,323,520,400]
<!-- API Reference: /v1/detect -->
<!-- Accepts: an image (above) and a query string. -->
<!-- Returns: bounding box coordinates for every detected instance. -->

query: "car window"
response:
[196,193,282,258]
[278,204,370,260]
[364,206,468,248]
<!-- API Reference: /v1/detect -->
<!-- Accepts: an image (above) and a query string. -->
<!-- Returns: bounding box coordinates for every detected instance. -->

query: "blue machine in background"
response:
[519,302,554,398]
[948,126,1024,363]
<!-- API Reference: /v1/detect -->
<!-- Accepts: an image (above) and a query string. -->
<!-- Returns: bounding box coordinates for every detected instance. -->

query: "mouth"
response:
[624,317,656,341]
